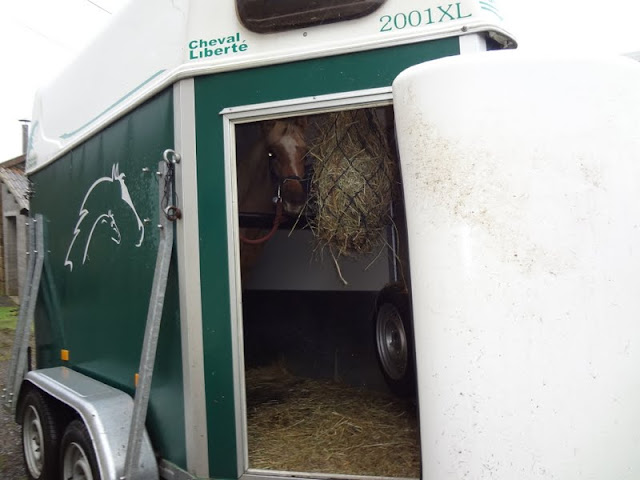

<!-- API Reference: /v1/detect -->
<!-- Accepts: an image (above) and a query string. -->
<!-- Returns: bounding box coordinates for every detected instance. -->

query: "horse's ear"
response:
[294,116,308,128]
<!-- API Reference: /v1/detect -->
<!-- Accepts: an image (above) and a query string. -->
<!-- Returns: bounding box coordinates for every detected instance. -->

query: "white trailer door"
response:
[393,51,640,479]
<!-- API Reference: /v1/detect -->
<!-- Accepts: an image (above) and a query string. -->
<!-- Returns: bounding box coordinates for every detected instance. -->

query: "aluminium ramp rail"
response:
[2,214,44,413]
[124,153,180,479]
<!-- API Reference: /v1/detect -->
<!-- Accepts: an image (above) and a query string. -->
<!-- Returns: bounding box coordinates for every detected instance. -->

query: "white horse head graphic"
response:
[64,164,144,271]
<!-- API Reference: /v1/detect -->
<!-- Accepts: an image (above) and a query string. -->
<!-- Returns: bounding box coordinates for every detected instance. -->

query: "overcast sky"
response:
[1,0,639,162]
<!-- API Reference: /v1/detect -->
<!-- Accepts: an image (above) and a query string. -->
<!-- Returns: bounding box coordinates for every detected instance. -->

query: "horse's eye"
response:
[267,151,276,160]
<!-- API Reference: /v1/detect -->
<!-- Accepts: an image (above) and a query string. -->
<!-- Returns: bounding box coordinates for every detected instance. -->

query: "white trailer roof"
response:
[26,0,515,173]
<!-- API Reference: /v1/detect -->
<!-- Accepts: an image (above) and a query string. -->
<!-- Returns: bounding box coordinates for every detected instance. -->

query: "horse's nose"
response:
[284,201,303,216]
[281,179,306,215]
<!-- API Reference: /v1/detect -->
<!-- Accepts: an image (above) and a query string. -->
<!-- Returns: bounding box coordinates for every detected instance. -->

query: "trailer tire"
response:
[60,420,100,480]
[21,389,60,480]
[374,283,416,397]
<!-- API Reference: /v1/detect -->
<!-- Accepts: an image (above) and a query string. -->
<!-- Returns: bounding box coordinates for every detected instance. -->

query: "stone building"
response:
[0,154,30,300]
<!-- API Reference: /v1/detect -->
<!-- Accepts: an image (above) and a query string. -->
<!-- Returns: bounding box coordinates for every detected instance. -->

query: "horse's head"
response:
[64,164,145,271]
[262,117,309,216]
[100,211,121,245]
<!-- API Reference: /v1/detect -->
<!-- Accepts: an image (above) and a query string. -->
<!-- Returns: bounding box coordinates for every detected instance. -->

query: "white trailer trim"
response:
[173,79,210,478]
[459,32,488,53]
[222,104,246,477]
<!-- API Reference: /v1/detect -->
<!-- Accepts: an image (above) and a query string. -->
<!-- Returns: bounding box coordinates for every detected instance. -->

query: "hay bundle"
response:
[308,109,398,267]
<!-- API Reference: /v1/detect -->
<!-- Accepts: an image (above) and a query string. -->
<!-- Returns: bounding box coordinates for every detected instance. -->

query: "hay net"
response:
[307,108,400,260]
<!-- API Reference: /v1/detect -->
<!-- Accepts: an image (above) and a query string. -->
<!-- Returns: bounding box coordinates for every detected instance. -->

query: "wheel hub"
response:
[63,442,94,480]
[23,405,44,477]
[376,303,408,380]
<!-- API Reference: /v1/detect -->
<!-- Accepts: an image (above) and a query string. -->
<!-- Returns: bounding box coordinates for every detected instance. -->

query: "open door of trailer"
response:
[223,90,421,479]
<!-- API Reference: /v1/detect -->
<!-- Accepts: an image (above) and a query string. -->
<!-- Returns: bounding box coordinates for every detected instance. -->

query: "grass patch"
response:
[0,307,19,361]
[0,306,18,331]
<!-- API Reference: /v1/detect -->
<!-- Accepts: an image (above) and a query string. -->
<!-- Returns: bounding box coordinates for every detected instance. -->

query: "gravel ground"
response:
[0,299,29,480]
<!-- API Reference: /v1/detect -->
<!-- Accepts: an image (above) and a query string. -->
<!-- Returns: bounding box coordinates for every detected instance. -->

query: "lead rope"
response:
[240,198,284,245]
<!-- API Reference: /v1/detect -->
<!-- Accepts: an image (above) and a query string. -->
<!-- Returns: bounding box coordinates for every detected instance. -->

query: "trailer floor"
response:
[246,364,420,478]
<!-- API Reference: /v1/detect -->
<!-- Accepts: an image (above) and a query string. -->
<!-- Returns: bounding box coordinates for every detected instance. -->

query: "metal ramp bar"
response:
[3,214,44,413]
[124,154,179,479]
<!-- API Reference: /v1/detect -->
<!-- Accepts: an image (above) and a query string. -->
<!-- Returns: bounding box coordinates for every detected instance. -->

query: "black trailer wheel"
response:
[21,389,60,480]
[374,284,416,396]
[60,420,100,480]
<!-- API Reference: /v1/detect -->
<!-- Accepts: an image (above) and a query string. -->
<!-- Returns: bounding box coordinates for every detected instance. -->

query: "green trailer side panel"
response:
[194,38,459,478]
[30,89,186,468]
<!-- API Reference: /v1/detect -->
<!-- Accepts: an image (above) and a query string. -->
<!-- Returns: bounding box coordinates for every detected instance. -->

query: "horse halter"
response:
[267,151,311,203]
[238,153,307,246]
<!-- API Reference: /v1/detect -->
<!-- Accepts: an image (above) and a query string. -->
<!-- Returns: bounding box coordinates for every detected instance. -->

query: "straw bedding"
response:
[307,109,399,273]
[245,364,420,478]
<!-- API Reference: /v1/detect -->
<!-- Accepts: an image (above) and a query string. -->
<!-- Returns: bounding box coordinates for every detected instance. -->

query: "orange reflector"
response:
[134,373,139,387]
[60,349,69,361]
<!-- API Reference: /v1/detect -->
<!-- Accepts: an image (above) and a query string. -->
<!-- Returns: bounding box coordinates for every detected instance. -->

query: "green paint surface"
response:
[194,38,459,478]
[30,89,186,468]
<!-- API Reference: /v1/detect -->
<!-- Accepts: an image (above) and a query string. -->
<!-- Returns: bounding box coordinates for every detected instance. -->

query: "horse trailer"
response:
[4,0,640,479]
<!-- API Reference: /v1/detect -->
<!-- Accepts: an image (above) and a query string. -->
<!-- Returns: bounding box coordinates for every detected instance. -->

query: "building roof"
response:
[0,155,29,213]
